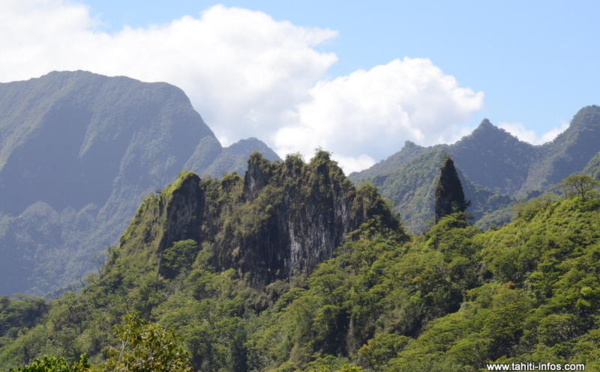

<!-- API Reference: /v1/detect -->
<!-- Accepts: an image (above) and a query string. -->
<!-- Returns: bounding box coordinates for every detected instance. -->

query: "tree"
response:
[102,313,192,372]
[159,240,199,279]
[561,174,600,200]
[434,157,469,223]
[9,355,93,372]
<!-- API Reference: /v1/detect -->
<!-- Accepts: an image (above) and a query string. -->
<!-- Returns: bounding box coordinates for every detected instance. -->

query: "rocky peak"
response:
[468,119,519,144]
[448,118,536,194]
[570,105,600,130]
[0,71,286,296]
[117,153,403,286]
[243,152,274,201]
[160,172,204,252]
[477,118,494,129]
[402,140,420,150]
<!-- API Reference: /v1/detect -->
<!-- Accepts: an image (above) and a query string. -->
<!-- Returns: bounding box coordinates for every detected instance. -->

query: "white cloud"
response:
[274,58,484,170]
[0,1,338,145]
[0,0,485,173]
[498,122,538,144]
[540,121,570,143]
[499,121,569,145]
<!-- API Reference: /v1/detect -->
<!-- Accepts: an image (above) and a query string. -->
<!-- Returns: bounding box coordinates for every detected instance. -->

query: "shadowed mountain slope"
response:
[351,106,600,231]
[0,71,279,296]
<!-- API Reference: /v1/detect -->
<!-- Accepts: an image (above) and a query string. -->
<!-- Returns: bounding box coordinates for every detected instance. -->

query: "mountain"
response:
[351,106,600,231]
[524,106,600,191]
[0,71,279,296]
[0,152,404,370]
[350,140,427,181]
[1,161,599,371]
[446,119,536,195]
[353,147,513,232]
[583,152,600,180]
[118,151,398,286]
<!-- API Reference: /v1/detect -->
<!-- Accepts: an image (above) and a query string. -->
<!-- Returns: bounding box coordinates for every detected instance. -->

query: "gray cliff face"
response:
[0,71,280,296]
[233,152,397,282]
[119,152,401,286]
[160,173,205,252]
[284,158,355,275]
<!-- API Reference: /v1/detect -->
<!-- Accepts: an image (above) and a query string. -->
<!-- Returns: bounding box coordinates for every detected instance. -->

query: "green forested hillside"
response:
[351,106,600,232]
[356,148,513,232]
[1,156,599,371]
[0,71,280,297]
[584,152,600,180]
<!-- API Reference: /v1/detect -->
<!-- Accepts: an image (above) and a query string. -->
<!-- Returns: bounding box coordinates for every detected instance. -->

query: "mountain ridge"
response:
[350,105,600,231]
[0,70,280,296]
[1,163,598,371]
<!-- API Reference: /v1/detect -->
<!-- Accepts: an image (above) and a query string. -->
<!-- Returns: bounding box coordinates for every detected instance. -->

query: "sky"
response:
[1,0,599,173]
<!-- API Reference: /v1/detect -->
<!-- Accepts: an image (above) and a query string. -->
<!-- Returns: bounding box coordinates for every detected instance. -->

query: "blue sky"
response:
[82,0,599,128]
[2,1,599,172]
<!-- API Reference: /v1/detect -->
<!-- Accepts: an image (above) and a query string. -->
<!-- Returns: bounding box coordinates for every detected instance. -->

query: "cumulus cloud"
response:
[499,121,569,145]
[274,58,484,172]
[0,0,485,173]
[0,0,338,145]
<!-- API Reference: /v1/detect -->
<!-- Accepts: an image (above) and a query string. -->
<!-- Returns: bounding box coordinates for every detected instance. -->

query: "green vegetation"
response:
[561,174,600,200]
[351,149,512,232]
[351,106,600,232]
[0,71,281,297]
[9,314,192,372]
[2,152,600,371]
[583,152,600,180]
[102,313,192,372]
[10,355,92,372]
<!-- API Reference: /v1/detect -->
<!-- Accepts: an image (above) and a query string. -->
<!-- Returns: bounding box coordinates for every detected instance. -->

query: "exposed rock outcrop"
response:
[118,151,402,285]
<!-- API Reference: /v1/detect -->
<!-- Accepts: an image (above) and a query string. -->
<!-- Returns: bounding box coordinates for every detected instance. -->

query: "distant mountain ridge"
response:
[0,71,280,296]
[351,105,600,231]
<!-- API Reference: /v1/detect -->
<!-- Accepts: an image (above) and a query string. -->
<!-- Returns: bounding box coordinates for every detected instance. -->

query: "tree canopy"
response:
[561,174,600,200]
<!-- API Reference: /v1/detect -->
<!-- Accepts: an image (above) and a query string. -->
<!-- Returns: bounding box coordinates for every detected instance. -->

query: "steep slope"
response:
[0,152,403,370]
[3,175,599,371]
[523,105,600,192]
[0,71,280,296]
[447,119,536,195]
[356,148,513,232]
[120,151,399,284]
[447,106,600,197]
[351,106,600,231]
[202,137,281,177]
[0,71,213,214]
[351,140,427,181]
[583,152,600,180]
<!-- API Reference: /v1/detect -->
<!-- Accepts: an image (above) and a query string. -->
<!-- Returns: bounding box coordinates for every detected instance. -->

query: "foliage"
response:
[352,149,450,232]
[351,106,600,232]
[561,174,600,200]
[352,148,514,233]
[9,355,93,372]
[583,152,600,180]
[101,313,192,372]
[3,161,600,371]
[159,240,198,279]
[0,71,283,298]
[0,295,48,346]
